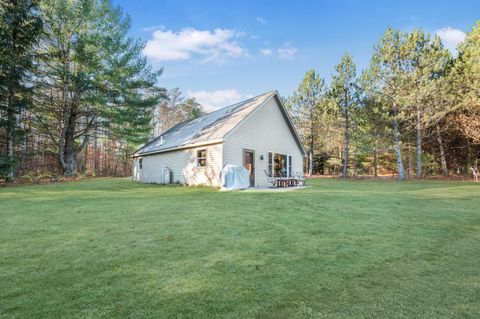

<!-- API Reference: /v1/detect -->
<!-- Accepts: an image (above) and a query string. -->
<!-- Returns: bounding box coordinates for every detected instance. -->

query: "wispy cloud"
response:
[256,16,267,24]
[143,28,247,63]
[277,43,298,60]
[260,48,272,56]
[141,25,165,32]
[436,27,466,52]
[187,89,249,112]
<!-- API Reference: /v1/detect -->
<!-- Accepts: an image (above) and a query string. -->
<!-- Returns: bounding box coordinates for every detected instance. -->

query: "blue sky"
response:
[114,0,479,111]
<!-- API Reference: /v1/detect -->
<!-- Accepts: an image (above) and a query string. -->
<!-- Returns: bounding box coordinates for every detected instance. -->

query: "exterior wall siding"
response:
[223,97,304,187]
[132,143,223,186]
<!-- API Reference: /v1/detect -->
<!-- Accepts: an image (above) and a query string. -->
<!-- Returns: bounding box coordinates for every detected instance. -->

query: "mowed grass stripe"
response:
[0,178,479,318]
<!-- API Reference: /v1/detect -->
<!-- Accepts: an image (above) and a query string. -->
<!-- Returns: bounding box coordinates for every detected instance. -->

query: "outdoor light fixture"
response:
[260,154,264,160]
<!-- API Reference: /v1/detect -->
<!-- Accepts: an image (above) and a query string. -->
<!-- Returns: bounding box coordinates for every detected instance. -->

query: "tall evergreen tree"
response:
[291,69,326,176]
[359,70,390,177]
[368,28,409,180]
[416,36,452,177]
[403,30,451,178]
[34,0,161,176]
[331,53,358,177]
[0,0,42,182]
[451,21,480,143]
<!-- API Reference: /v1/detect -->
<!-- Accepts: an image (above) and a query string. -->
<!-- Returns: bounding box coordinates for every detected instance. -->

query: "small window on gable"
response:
[197,149,207,167]
[139,158,143,169]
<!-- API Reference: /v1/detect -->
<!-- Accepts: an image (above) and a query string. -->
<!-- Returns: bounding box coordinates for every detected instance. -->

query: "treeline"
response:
[286,22,480,179]
[151,88,204,139]
[0,0,203,183]
[2,1,478,183]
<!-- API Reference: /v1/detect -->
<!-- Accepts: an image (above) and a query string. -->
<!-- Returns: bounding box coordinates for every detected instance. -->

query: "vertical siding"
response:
[133,143,223,186]
[223,98,304,187]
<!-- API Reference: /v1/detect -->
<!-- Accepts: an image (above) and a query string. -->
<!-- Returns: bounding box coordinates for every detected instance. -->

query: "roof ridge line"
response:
[134,90,277,156]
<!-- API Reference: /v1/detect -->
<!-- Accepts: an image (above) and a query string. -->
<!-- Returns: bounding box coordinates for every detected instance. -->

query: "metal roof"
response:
[135,91,277,156]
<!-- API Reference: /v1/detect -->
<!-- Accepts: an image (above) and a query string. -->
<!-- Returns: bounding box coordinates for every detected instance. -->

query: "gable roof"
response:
[135,90,306,156]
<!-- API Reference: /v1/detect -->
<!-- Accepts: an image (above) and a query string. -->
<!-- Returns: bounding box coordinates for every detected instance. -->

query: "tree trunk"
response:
[308,131,314,177]
[467,140,472,177]
[436,125,448,176]
[407,141,412,179]
[415,108,422,179]
[113,155,119,177]
[5,24,17,183]
[373,146,378,177]
[352,151,357,177]
[103,143,107,175]
[343,108,349,178]
[83,141,89,173]
[63,112,77,176]
[57,56,70,173]
[93,130,98,175]
[63,151,77,176]
[5,91,15,182]
[392,105,405,180]
[308,122,315,177]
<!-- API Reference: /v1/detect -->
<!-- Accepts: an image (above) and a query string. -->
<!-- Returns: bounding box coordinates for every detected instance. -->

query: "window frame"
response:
[268,152,292,176]
[268,152,273,174]
[196,149,207,167]
[288,155,292,177]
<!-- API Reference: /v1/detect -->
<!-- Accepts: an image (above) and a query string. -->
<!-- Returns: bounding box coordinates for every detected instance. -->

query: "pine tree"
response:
[331,53,358,178]
[368,28,409,180]
[0,0,42,182]
[451,21,480,143]
[403,30,451,178]
[359,70,390,177]
[34,0,161,176]
[291,69,326,176]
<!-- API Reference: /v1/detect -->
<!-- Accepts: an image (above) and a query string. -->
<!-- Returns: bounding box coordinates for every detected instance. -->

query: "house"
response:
[132,91,306,187]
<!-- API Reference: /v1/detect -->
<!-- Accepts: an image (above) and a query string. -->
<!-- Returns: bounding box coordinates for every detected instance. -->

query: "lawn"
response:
[0,178,479,318]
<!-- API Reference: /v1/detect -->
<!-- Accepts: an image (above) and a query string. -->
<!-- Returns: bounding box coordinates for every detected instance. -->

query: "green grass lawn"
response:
[1,178,479,318]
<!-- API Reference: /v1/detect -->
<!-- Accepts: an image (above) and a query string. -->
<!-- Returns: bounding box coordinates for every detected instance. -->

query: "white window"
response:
[288,155,292,177]
[197,149,207,167]
[268,152,273,174]
[268,152,291,177]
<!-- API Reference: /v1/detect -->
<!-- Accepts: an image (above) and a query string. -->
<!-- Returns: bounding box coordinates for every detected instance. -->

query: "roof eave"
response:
[132,138,224,157]
[221,91,306,156]
[272,92,307,156]
[222,91,276,140]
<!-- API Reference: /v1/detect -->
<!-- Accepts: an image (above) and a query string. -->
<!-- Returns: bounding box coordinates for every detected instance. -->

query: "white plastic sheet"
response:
[220,165,250,191]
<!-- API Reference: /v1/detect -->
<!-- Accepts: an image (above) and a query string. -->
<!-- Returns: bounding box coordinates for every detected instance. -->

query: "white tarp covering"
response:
[161,166,171,184]
[220,165,250,191]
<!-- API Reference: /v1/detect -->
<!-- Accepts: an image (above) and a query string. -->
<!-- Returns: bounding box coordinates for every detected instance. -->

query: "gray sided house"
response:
[132,91,306,187]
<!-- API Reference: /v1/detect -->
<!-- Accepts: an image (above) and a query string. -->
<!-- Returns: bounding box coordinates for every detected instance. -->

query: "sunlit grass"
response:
[1,178,479,318]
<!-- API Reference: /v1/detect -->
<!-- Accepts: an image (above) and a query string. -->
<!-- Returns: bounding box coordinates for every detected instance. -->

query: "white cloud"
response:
[256,16,267,24]
[187,89,248,112]
[260,48,272,56]
[436,27,466,52]
[143,28,247,63]
[141,25,165,32]
[278,43,298,60]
